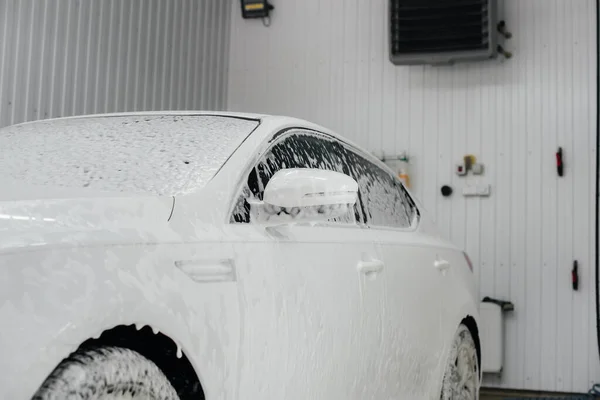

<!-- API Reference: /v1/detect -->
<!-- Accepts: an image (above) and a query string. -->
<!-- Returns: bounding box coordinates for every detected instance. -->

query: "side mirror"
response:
[249,168,358,225]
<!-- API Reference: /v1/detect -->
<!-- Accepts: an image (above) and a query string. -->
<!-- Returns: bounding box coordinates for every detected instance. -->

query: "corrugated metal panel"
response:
[0,0,231,129]
[228,0,600,393]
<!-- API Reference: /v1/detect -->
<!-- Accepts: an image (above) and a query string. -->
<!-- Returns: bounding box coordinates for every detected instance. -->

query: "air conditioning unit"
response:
[389,0,499,66]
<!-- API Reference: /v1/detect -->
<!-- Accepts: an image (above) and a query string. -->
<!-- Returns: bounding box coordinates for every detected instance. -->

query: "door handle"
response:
[175,259,236,283]
[357,259,384,274]
[434,259,451,271]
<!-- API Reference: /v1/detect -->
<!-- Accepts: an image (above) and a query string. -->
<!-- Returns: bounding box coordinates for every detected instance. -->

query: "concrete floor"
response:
[480,387,599,399]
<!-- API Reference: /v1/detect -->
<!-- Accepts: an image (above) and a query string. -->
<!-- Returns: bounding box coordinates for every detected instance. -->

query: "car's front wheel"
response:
[440,324,480,400]
[32,346,180,400]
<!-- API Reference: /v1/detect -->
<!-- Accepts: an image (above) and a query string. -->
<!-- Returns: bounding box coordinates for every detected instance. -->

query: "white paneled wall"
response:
[0,0,231,129]
[228,0,600,393]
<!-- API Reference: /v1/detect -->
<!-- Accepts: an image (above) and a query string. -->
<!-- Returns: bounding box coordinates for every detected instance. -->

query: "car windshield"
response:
[0,114,259,196]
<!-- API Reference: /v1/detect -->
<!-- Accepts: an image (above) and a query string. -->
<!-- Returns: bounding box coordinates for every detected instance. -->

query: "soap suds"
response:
[0,115,259,196]
[231,130,417,229]
[32,347,180,399]
[250,202,352,225]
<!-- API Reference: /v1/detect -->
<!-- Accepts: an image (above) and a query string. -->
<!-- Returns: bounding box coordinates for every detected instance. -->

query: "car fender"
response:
[0,246,240,399]
[431,275,482,397]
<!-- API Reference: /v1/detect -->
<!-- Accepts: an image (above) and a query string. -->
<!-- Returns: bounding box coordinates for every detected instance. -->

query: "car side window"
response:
[344,147,418,229]
[230,130,361,224]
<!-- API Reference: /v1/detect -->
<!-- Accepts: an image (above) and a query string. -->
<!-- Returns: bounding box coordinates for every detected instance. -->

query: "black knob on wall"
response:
[441,185,453,197]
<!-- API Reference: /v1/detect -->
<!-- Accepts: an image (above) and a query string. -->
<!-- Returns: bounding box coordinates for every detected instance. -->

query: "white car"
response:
[0,112,481,400]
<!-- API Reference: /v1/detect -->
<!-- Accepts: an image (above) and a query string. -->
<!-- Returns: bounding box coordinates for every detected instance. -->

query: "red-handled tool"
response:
[556,147,564,177]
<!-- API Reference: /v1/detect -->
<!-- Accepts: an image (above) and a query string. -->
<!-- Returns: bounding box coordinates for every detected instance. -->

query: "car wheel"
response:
[32,346,180,400]
[440,324,480,400]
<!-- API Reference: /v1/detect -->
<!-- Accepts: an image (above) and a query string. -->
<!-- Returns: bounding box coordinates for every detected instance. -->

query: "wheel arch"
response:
[461,315,482,375]
[78,324,205,400]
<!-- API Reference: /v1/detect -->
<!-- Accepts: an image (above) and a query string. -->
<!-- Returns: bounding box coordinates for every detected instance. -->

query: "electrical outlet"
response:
[472,163,484,175]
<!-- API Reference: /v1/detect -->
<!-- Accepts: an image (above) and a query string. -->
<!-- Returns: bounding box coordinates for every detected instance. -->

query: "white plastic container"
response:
[479,301,504,373]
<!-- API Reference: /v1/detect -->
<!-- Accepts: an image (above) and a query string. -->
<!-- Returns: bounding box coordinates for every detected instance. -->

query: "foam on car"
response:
[231,129,417,229]
[0,115,259,196]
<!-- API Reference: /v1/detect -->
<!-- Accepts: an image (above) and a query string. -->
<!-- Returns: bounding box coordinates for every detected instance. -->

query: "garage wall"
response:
[0,0,231,129]
[227,0,600,393]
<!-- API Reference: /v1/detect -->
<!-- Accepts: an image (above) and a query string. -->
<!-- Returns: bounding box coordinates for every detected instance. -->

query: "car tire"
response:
[32,346,180,400]
[440,324,480,400]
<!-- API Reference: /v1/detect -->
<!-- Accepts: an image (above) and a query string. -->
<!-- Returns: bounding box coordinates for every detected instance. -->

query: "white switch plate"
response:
[462,184,491,197]
[455,163,468,176]
[462,186,478,196]
[477,184,491,196]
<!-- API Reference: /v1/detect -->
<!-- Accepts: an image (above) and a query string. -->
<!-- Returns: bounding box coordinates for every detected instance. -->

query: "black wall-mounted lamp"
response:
[240,0,274,19]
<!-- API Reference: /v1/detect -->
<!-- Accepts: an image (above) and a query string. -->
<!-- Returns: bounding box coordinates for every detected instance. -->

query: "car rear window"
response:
[0,115,259,196]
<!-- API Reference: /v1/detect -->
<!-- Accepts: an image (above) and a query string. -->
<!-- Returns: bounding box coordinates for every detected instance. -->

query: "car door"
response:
[227,129,384,399]
[342,147,451,399]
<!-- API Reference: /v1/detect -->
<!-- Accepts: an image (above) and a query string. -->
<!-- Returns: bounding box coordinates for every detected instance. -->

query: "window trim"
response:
[341,144,420,232]
[225,129,294,223]
[227,127,361,226]
[227,126,420,231]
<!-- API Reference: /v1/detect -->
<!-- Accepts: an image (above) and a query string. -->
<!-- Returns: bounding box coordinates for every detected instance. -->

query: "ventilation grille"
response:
[389,0,498,65]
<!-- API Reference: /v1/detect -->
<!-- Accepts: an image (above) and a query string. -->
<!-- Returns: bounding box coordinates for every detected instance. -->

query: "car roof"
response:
[0,113,266,197]
[2,110,363,162]
[3,110,268,129]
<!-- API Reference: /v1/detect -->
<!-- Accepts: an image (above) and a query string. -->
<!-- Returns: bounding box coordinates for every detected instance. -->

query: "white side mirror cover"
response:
[249,168,358,225]
[263,168,358,208]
